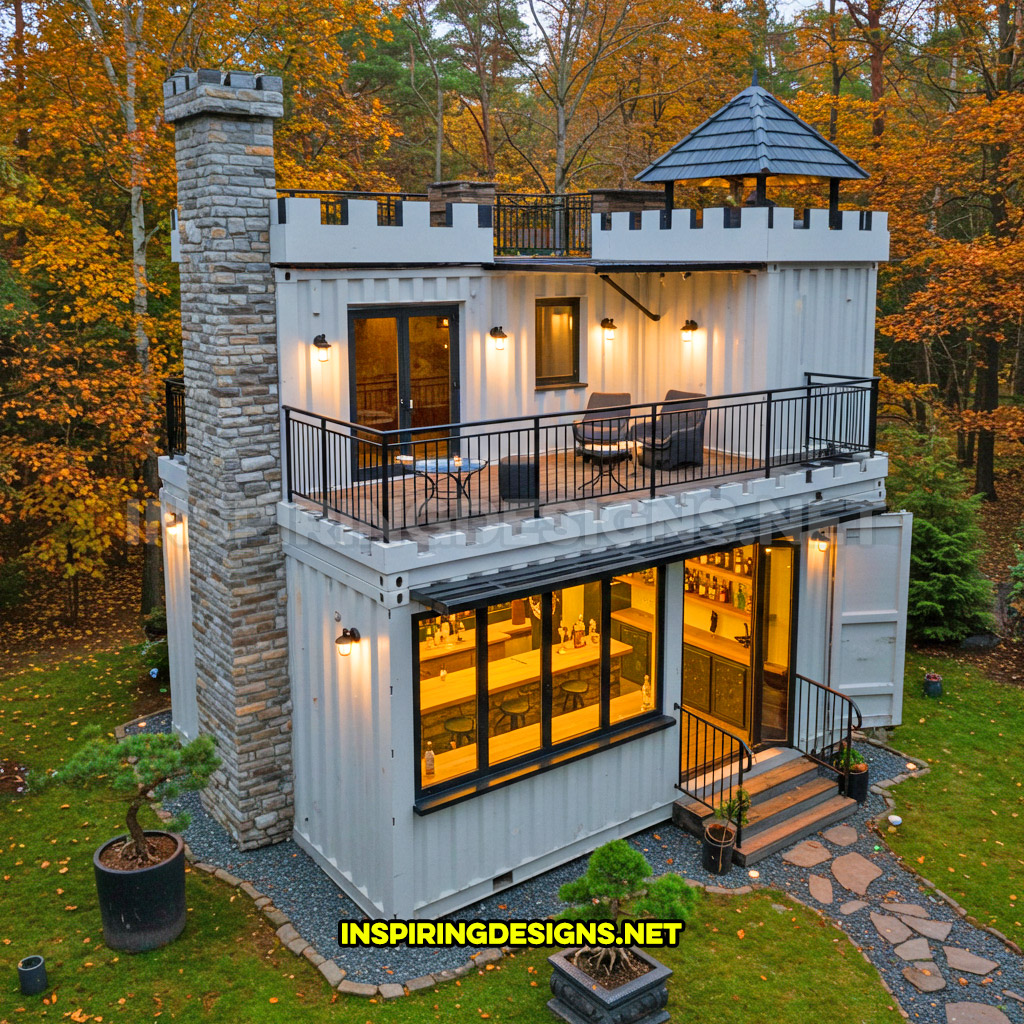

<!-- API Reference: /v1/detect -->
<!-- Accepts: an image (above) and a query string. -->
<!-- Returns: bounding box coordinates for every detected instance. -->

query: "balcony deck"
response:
[291,443,761,546]
[281,377,878,542]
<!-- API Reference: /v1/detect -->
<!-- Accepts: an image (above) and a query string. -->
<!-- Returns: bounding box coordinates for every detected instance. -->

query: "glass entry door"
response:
[753,543,796,745]
[349,306,459,471]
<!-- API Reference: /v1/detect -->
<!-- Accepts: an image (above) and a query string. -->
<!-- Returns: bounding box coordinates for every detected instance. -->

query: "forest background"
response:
[0,0,1022,634]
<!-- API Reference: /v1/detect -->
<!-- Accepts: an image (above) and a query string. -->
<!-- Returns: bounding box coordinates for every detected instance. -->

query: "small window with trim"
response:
[535,298,580,388]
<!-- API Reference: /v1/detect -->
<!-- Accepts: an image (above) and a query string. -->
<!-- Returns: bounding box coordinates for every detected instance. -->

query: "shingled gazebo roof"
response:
[635,85,868,186]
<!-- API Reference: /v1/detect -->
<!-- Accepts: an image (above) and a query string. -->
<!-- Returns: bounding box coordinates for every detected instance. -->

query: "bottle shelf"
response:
[685,559,755,585]
[684,593,751,619]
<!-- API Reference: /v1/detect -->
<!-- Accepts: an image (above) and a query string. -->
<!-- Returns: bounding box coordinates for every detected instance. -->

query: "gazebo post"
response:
[663,181,674,227]
[829,177,841,228]
[755,174,767,206]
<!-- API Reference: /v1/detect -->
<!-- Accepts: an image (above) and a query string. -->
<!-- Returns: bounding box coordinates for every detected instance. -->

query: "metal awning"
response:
[410,495,884,613]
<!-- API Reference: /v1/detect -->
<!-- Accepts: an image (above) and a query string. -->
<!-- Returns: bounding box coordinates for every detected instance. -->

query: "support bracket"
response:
[597,273,661,322]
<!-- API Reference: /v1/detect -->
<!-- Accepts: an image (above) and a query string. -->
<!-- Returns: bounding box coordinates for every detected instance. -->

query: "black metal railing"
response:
[165,376,186,456]
[675,706,753,848]
[277,189,428,227]
[791,673,863,794]
[282,377,878,541]
[494,193,592,256]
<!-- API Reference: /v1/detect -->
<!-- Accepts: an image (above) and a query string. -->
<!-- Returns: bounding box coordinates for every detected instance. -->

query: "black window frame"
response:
[535,297,581,389]
[412,566,670,814]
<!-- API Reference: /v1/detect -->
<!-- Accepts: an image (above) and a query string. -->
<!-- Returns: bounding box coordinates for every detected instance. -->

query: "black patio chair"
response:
[632,390,707,469]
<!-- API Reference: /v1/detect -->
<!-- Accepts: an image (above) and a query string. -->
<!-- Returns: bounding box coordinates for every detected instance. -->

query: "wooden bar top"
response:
[420,638,632,714]
[611,607,655,632]
[683,625,751,665]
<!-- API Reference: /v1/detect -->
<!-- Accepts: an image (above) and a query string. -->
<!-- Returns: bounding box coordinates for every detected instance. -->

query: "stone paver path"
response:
[808,874,833,904]
[871,912,914,944]
[944,947,1000,976]
[832,851,882,895]
[781,809,1020,1022]
[821,823,859,847]
[782,839,831,867]
[946,1004,1013,1024]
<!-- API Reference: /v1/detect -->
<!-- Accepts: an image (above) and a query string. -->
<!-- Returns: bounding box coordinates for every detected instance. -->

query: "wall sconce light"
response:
[166,511,183,536]
[335,627,361,656]
[312,334,331,362]
[680,319,699,341]
[600,317,617,343]
[436,315,450,329]
[489,325,507,351]
[812,530,830,553]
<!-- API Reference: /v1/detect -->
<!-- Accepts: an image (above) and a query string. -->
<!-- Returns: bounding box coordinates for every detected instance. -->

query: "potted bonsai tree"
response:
[548,839,698,1024]
[49,727,219,952]
[701,788,750,875]
[835,744,869,803]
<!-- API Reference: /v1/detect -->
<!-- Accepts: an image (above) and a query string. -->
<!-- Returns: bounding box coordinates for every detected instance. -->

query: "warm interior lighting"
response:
[166,512,183,536]
[489,325,507,351]
[335,627,361,656]
[600,317,617,343]
[313,333,331,362]
[680,319,699,341]
[812,530,830,553]
[436,316,450,329]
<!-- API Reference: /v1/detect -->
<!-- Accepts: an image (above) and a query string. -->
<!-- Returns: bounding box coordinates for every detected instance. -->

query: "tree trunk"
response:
[125,794,151,861]
[142,454,164,614]
[828,0,841,142]
[974,334,999,500]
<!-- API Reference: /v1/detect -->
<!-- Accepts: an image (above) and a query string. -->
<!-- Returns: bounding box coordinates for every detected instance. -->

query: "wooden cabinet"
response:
[683,643,749,731]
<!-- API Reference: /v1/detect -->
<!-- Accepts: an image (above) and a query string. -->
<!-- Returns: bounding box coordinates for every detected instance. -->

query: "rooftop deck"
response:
[265,190,889,268]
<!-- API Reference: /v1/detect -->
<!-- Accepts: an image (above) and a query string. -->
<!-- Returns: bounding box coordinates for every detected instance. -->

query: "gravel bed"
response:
[146,718,1023,1015]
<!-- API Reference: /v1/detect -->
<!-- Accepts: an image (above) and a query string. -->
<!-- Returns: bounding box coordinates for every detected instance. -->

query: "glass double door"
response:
[348,305,459,463]
[681,542,796,752]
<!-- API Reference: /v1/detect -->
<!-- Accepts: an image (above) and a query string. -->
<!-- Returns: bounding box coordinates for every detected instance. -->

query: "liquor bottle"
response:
[424,741,435,777]
[698,574,707,598]
[723,550,731,571]
[737,584,747,611]
[744,555,753,576]
[711,576,720,601]
[457,621,466,643]
[439,665,447,681]
[641,675,652,711]
[573,615,586,648]
[700,553,708,564]
[721,580,731,603]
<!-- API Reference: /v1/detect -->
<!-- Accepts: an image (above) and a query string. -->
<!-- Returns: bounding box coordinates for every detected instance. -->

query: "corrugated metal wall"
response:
[287,554,401,914]
[160,503,198,741]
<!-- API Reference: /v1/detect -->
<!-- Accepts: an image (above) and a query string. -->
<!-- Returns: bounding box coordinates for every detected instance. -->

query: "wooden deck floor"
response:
[298,445,761,542]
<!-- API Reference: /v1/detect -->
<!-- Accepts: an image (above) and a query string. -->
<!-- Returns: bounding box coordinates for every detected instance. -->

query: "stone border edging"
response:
[174,838,506,998]
[857,732,1023,958]
[114,707,173,741]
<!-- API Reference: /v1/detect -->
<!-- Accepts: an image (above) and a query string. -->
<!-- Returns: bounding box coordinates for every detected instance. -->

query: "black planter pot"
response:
[18,955,47,995]
[548,947,671,1024]
[838,766,870,803]
[701,822,736,875]
[93,830,186,952]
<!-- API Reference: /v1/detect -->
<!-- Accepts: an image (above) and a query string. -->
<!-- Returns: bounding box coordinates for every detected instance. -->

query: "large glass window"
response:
[535,299,580,387]
[414,567,663,798]
[418,611,478,790]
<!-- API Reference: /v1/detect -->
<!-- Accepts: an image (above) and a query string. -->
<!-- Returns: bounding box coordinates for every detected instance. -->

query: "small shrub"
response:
[143,605,167,635]
[1009,533,1024,637]
[0,556,29,611]
[144,638,170,682]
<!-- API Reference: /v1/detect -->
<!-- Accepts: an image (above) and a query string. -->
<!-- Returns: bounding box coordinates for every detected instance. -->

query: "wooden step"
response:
[673,755,824,834]
[743,776,838,838]
[733,794,858,866]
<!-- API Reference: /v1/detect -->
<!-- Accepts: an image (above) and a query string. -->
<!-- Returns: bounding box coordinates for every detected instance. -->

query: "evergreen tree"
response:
[883,427,994,642]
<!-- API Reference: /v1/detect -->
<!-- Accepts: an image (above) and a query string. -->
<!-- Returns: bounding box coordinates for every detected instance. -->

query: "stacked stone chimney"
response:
[163,69,292,848]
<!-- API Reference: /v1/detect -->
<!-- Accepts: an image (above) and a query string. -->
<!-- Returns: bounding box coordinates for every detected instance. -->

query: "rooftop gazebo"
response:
[636,83,868,228]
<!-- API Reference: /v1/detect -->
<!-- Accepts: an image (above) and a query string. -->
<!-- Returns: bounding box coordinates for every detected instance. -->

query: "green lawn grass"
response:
[2,649,898,1022]
[888,650,1024,942]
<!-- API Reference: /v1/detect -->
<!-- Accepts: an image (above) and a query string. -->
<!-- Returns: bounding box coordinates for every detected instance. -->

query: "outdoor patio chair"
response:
[572,392,632,492]
[632,390,707,469]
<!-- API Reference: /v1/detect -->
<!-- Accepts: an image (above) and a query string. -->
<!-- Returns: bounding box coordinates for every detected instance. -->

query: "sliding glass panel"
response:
[487,597,543,767]
[418,612,477,789]
[550,583,602,744]
[407,315,453,436]
[758,545,794,744]
[610,569,658,723]
[352,317,399,433]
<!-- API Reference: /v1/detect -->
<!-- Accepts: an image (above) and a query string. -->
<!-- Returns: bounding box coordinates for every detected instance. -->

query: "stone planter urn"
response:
[548,946,671,1024]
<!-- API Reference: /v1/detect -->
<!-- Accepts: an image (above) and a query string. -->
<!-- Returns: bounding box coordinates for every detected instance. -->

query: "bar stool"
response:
[497,688,531,732]
[560,679,588,712]
[444,716,475,748]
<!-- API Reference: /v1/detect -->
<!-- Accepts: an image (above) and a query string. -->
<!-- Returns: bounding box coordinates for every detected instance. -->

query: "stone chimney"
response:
[163,69,292,848]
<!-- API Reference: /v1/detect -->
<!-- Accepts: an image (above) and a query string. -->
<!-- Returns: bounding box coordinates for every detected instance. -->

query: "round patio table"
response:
[413,457,488,520]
